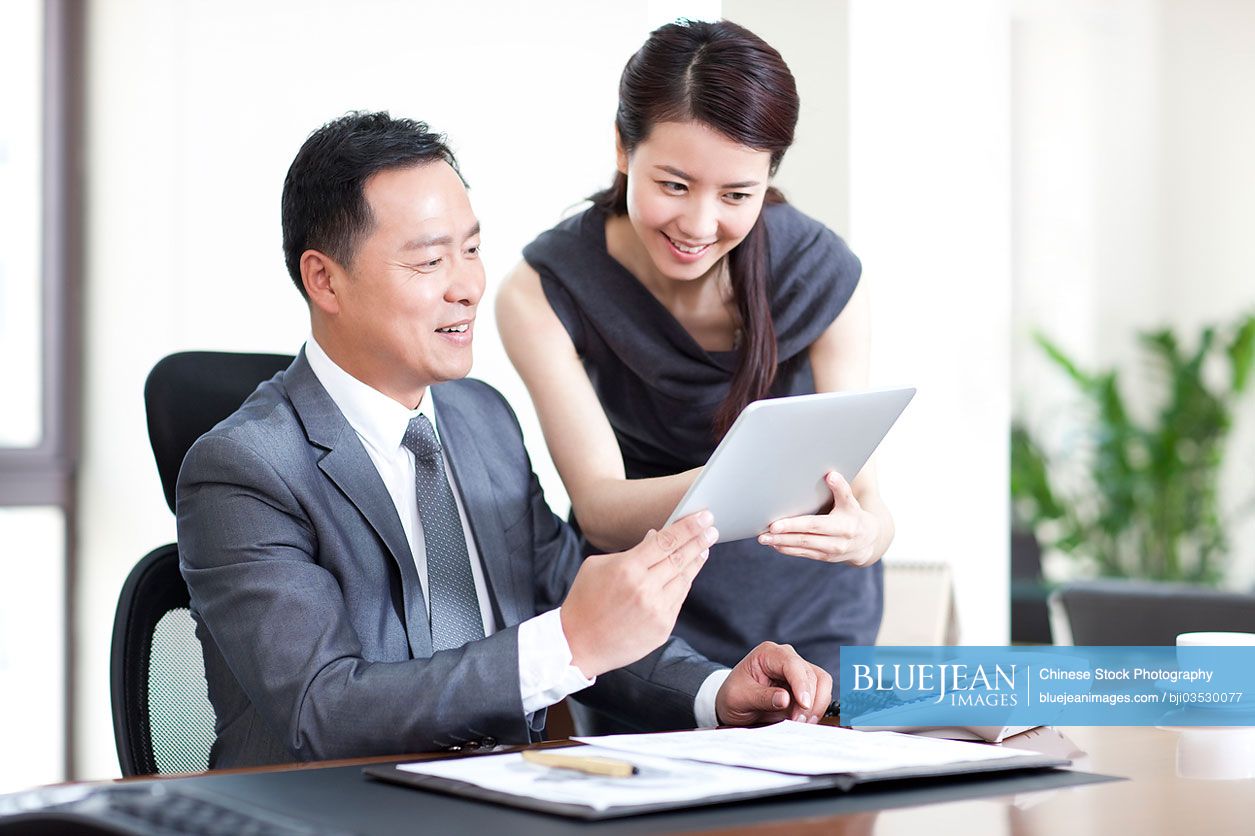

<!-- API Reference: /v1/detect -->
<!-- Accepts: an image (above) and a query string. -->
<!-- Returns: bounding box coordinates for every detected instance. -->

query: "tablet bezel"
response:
[666,387,915,542]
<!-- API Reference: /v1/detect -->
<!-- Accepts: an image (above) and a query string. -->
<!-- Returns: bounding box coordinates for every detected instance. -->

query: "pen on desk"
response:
[521,749,639,777]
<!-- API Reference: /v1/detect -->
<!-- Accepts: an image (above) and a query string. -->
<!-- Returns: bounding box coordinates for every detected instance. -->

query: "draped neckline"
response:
[589,207,741,373]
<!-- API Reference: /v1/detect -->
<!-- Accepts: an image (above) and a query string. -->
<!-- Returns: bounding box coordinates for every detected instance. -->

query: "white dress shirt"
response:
[304,337,726,725]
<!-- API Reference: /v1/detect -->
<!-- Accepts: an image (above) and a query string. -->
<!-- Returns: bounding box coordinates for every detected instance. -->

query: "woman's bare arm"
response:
[496,262,699,552]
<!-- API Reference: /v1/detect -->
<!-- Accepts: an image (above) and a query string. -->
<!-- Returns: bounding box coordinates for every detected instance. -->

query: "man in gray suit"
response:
[177,112,832,769]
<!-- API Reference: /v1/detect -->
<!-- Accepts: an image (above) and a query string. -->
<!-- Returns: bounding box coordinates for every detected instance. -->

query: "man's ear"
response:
[614,126,629,176]
[301,249,343,315]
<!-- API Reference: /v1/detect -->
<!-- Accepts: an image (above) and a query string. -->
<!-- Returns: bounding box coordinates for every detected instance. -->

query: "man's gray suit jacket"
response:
[176,350,723,769]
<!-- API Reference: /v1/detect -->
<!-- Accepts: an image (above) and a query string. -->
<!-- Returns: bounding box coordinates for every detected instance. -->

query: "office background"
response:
[1,0,1252,790]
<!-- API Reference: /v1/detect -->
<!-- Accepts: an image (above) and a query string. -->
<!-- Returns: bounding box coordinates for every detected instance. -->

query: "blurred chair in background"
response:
[1049,579,1255,645]
[877,561,959,645]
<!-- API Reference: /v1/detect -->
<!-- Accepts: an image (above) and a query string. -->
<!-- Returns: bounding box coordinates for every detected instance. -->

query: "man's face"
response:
[325,161,484,406]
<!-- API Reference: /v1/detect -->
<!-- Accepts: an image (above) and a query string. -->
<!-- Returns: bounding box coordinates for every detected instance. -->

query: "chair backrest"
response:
[877,561,959,645]
[1049,579,1255,645]
[111,543,217,776]
[111,351,294,776]
[145,351,293,512]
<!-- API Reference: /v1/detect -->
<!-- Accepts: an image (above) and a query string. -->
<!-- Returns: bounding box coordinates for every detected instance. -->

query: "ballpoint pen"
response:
[521,749,639,777]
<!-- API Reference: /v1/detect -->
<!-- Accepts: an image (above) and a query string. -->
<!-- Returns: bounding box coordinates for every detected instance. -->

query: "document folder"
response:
[364,741,1069,820]
[365,759,841,820]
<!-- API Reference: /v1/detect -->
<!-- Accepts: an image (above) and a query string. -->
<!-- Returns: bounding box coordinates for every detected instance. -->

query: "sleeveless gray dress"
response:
[523,202,883,686]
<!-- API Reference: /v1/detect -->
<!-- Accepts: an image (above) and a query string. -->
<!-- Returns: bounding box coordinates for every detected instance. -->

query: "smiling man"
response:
[175,112,832,768]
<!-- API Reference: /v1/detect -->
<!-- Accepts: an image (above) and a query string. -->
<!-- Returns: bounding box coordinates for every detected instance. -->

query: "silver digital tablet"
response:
[666,387,915,542]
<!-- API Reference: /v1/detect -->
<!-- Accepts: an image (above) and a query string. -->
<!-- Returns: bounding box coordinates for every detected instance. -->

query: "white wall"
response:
[77,0,715,781]
[1009,0,1164,582]
[723,0,851,234]
[1159,0,1255,589]
[1011,0,1255,588]
[849,0,1015,644]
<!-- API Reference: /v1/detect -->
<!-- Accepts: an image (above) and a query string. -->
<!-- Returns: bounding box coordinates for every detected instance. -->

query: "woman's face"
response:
[619,120,773,282]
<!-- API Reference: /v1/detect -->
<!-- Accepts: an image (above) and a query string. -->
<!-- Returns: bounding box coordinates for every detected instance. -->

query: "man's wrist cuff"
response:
[694,668,732,727]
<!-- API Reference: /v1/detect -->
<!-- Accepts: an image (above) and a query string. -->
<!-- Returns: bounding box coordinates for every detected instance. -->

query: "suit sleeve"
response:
[177,433,532,761]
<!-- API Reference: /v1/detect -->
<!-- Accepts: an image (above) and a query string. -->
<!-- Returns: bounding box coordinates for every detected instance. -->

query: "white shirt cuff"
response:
[694,668,732,728]
[517,608,595,715]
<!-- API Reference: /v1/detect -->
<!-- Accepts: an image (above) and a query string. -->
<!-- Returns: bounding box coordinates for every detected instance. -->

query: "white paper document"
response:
[575,720,1024,776]
[397,744,811,813]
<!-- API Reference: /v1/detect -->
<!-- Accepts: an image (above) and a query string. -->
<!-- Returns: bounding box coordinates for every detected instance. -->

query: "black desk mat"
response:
[171,763,1120,834]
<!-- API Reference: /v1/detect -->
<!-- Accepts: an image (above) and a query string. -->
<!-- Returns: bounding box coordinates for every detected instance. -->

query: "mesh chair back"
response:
[111,351,295,776]
[148,606,217,772]
[1051,579,1255,645]
[111,544,216,775]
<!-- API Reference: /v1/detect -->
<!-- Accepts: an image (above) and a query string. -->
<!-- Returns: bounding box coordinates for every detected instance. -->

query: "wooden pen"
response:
[521,749,639,777]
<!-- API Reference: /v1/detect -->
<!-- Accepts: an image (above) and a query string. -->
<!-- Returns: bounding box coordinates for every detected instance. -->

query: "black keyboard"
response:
[0,781,359,836]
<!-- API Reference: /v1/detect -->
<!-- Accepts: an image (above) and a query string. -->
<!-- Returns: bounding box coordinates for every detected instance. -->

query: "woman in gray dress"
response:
[497,19,894,711]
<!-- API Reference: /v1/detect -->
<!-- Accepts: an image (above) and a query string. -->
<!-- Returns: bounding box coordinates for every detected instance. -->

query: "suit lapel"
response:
[285,351,433,659]
[433,386,524,628]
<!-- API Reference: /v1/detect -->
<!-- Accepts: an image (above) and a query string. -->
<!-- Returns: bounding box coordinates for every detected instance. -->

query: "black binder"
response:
[364,746,1071,820]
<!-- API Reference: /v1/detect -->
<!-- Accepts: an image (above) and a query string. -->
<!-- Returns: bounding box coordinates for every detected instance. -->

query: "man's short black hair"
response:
[281,111,464,298]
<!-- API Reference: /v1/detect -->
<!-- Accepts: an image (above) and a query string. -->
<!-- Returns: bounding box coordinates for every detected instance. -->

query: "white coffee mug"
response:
[1170,630,1255,779]
[1176,727,1255,780]
[1176,632,1255,647]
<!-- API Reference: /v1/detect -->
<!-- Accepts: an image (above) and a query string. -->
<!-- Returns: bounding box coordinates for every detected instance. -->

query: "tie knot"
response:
[402,414,441,461]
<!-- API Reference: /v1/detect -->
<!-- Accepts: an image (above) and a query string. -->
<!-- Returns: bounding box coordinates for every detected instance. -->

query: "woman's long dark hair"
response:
[592,19,799,438]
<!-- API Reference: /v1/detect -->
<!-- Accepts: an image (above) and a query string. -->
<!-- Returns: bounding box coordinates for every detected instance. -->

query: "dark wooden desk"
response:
[111,726,1250,834]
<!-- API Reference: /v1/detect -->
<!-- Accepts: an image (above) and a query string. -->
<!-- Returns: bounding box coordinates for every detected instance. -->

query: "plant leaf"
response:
[1034,333,1094,391]
[1228,314,1255,394]
[1010,423,1064,523]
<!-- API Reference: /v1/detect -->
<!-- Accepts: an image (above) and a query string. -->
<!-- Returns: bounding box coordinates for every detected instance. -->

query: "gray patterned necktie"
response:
[401,414,485,651]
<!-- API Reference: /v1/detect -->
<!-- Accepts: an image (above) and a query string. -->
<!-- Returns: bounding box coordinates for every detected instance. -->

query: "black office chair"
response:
[1049,579,1255,645]
[111,351,293,776]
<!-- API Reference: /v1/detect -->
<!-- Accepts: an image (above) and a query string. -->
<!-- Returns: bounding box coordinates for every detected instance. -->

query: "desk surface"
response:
[818,725,1253,836]
[822,725,1255,836]
[143,725,1251,835]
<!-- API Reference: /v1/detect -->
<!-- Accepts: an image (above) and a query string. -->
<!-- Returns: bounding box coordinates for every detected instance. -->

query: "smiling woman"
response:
[604,120,770,354]
[496,19,894,733]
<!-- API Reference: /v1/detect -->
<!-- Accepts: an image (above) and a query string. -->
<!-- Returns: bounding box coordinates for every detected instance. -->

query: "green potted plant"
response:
[1010,313,1255,639]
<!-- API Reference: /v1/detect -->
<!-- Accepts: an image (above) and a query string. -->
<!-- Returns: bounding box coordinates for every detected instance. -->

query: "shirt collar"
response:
[304,335,439,457]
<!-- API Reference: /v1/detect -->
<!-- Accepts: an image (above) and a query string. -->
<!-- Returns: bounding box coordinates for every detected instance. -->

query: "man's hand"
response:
[561,510,718,678]
[716,642,833,726]
[758,471,881,566]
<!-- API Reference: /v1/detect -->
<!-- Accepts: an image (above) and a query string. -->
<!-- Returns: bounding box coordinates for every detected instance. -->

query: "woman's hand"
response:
[757,471,881,566]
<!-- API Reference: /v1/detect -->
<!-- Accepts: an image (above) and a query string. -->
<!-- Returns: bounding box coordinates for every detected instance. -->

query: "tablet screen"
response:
[667,388,915,542]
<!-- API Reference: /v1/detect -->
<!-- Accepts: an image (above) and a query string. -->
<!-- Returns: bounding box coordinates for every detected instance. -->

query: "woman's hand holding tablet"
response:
[758,471,883,565]
[666,388,915,549]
